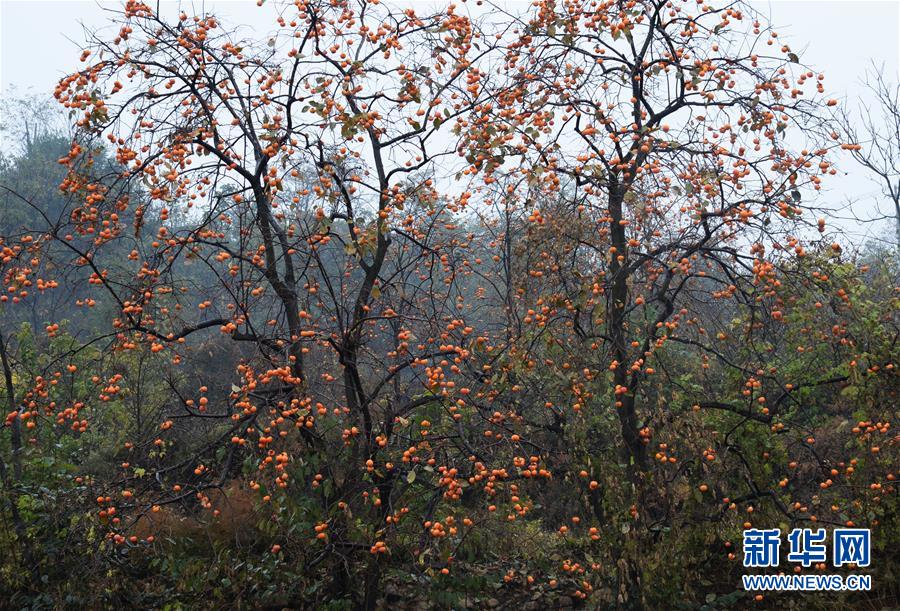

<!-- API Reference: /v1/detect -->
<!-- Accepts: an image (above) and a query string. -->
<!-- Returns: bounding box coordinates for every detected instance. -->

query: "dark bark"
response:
[0,329,35,577]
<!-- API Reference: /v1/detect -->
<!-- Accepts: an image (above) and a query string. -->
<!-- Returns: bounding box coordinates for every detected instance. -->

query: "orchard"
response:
[0,0,896,608]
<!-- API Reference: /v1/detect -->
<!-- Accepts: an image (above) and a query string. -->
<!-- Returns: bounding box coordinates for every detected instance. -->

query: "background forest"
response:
[0,0,897,609]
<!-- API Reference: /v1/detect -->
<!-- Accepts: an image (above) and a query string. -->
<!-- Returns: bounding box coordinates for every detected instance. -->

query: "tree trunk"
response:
[607,184,649,481]
[0,329,35,577]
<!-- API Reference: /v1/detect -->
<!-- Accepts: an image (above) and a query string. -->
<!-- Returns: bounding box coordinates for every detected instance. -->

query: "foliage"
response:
[0,1,897,609]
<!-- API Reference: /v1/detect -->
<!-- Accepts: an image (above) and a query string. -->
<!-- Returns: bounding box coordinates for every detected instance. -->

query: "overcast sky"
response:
[1,0,898,244]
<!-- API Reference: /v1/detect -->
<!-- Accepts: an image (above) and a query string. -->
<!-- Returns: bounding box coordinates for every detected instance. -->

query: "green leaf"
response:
[840,385,858,399]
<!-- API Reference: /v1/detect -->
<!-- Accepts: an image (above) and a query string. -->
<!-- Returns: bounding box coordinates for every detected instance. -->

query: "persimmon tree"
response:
[41,0,508,605]
[458,0,897,603]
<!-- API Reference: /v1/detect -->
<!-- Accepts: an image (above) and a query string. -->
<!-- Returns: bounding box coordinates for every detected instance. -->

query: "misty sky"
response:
[0,0,898,244]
